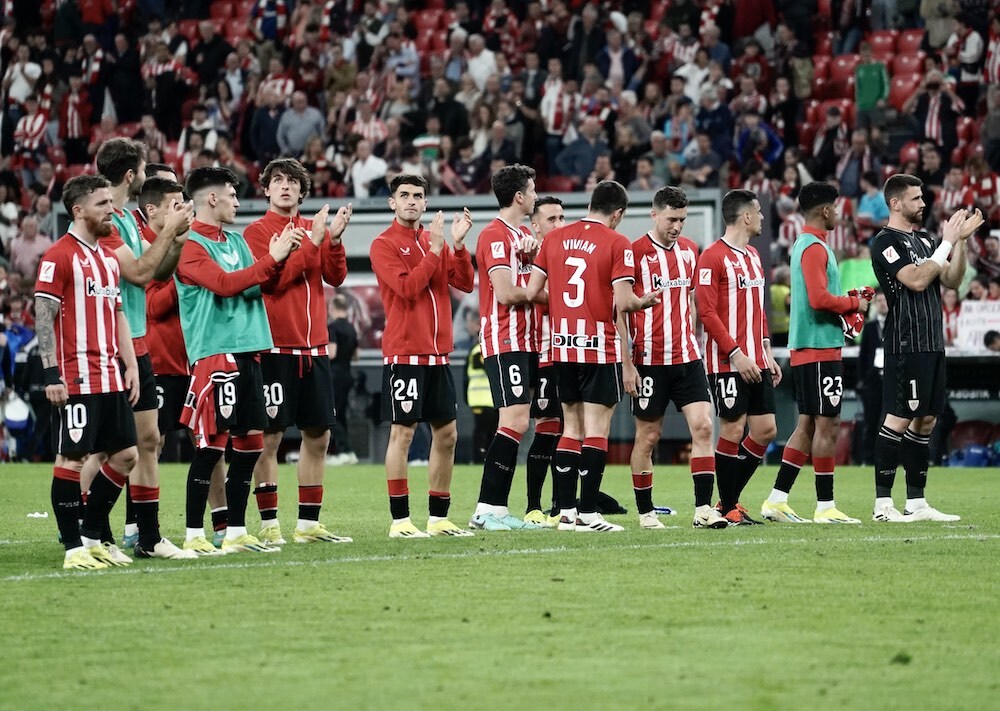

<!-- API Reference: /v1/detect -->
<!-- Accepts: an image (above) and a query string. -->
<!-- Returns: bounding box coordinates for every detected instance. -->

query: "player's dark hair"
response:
[260,157,312,204]
[139,177,185,211]
[984,330,1000,347]
[95,137,147,186]
[883,174,923,204]
[722,189,758,226]
[652,185,688,211]
[532,195,563,216]
[491,164,536,208]
[145,162,175,179]
[589,180,628,216]
[62,175,111,214]
[798,181,839,214]
[389,173,429,195]
[185,166,239,199]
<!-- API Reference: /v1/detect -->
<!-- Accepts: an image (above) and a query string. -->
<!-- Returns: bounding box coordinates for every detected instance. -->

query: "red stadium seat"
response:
[118,122,141,137]
[415,28,435,53]
[210,2,232,19]
[897,29,925,54]
[650,1,668,22]
[178,19,200,43]
[814,31,834,56]
[811,76,829,100]
[798,123,819,156]
[234,0,255,16]
[891,53,925,76]
[951,146,966,166]
[950,421,995,450]
[541,176,578,193]
[898,141,920,165]
[805,100,823,125]
[813,55,831,80]
[829,54,861,83]
[888,73,921,111]
[644,19,661,41]
[414,9,443,32]
[821,98,855,126]
[430,29,448,51]
[867,30,898,57]
[957,116,976,143]
[426,0,446,8]
[64,164,95,178]
[828,75,855,100]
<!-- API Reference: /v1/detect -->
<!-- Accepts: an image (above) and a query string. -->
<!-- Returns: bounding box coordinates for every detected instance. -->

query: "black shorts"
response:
[882,351,947,418]
[709,370,775,420]
[260,352,336,430]
[792,360,845,417]
[531,364,561,418]
[553,361,623,406]
[156,374,190,433]
[381,364,457,424]
[632,360,712,419]
[53,392,138,457]
[484,352,538,408]
[128,353,158,412]
[212,353,266,436]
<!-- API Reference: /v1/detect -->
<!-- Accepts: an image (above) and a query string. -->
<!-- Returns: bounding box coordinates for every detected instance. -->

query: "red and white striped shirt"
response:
[966,172,1000,213]
[829,196,855,253]
[350,115,388,144]
[777,213,805,252]
[81,49,104,86]
[943,304,960,346]
[534,303,553,365]
[630,233,701,366]
[696,238,770,374]
[742,176,776,203]
[60,92,90,140]
[34,233,125,395]
[985,30,1000,85]
[14,111,48,151]
[477,218,538,357]
[924,93,942,143]
[141,58,182,80]
[260,73,295,104]
[252,0,289,42]
[937,183,972,215]
[533,219,635,365]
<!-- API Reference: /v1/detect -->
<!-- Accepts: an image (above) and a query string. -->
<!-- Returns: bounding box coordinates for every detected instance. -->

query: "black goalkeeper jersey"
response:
[870,226,945,354]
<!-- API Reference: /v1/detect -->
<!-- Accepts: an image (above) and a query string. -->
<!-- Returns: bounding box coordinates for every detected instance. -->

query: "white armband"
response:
[929,241,952,268]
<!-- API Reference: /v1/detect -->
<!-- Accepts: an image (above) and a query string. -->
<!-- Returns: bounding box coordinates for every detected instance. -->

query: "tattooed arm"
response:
[35,296,68,406]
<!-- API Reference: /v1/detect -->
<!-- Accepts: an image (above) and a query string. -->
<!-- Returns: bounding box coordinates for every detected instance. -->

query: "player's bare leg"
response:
[252,430,284,542]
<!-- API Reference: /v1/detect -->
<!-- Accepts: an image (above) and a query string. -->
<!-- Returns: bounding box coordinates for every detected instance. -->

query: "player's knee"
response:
[500,409,530,435]
[389,425,416,447]
[435,422,458,450]
[689,417,714,447]
[138,425,159,454]
[753,421,777,444]
[302,428,331,452]
[111,446,139,473]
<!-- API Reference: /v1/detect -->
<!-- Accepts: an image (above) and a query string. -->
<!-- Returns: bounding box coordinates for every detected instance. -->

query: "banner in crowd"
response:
[956,300,1000,351]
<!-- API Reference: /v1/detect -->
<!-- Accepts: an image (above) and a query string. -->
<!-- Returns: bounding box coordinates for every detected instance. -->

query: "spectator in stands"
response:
[683,131,722,188]
[855,41,890,130]
[468,103,495,158]
[628,156,665,192]
[731,40,771,92]
[481,121,517,166]
[133,113,167,154]
[108,32,142,124]
[596,29,640,90]
[349,138,386,199]
[31,195,55,239]
[942,287,961,346]
[33,161,62,204]
[923,0,960,48]
[675,48,711,102]
[984,330,1000,352]
[695,86,734,162]
[466,34,497,92]
[179,104,219,153]
[2,43,41,120]
[13,95,47,186]
[918,146,947,189]
[565,4,604,82]
[774,197,803,261]
[904,70,963,159]
[584,153,616,192]
[189,20,233,89]
[701,25,732,75]
[837,130,882,200]
[8,215,50,280]
[735,110,783,169]
[966,155,1000,224]
[249,88,285,167]
[990,277,1000,300]
[857,170,890,238]
[969,232,1000,280]
[448,137,481,195]
[946,13,986,115]
[87,115,120,158]
[663,98,697,164]
[967,275,989,300]
[555,115,609,186]
[643,130,672,186]
[325,42,357,98]
[769,264,791,348]
[373,117,403,165]
[277,91,325,157]
[427,78,470,141]
[812,106,849,183]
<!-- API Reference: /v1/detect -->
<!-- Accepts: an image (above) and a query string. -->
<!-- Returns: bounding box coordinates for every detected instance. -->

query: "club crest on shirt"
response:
[400,246,411,255]
[723,396,736,409]
[882,246,900,263]
[829,394,841,407]
[266,405,278,419]
[908,398,919,411]
[219,404,233,419]
[221,251,240,267]
[511,385,523,397]
[536,398,549,410]
[638,397,649,409]
[68,428,83,443]
[400,400,413,413]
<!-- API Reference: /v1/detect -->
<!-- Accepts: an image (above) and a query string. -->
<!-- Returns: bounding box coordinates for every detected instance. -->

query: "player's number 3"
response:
[564,257,587,308]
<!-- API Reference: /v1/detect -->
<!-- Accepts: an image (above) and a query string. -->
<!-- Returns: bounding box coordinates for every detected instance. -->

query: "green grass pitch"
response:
[1,462,998,710]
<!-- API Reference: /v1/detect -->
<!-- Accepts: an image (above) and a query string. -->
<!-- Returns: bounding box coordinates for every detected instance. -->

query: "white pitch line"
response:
[2,532,997,584]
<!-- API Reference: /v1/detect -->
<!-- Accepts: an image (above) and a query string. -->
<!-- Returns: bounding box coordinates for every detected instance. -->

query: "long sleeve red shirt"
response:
[242,209,347,352]
[790,226,860,366]
[371,218,474,363]
[176,220,278,296]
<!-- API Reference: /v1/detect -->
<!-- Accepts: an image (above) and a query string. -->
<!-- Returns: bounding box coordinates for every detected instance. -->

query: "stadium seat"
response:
[814,31,834,56]
[650,1,667,22]
[414,9,443,32]
[64,164,94,178]
[798,123,819,156]
[836,421,854,465]
[868,30,898,57]
[178,19,200,43]
[46,145,66,166]
[950,420,995,450]
[234,0,255,16]
[210,3,233,19]
[897,29,925,54]
[888,73,921,111]
[805,100,823,125]
[430,29,448,51]
[812,55,831,80]
[811,76,829,100]
[415,28,435,53]
[829,54,861,83]
[898,141,920,165]
[891,53,925,76]
[821,98,855,126]
[957,116,976,143]
[118,122,141,137]
[540,176,578,193]
[644,19,661,41]
[426,0,446,8]
[951,146,965,165]
[828,75,855,100]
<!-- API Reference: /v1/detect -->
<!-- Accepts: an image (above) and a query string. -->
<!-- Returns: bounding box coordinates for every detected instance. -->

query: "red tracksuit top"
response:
[371,217,475,364]
[242,209,348,352]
